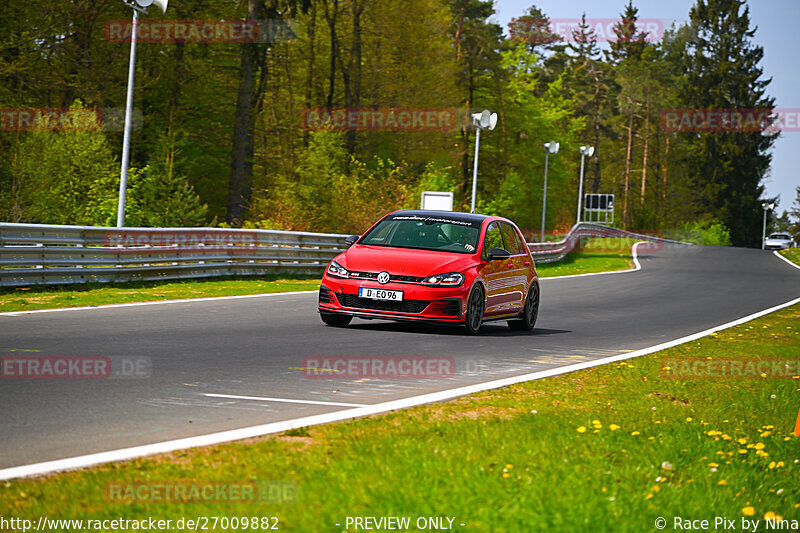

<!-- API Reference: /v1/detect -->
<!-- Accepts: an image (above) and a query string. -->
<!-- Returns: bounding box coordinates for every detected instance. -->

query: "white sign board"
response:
[420,191,454,211]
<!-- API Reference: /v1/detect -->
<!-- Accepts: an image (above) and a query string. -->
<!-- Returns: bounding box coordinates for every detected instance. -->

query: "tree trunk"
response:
[663,135,669,201]
[323,0,339,109]
[592,70,602,193]
[640,97,649,206]
[303,2,316,147]
[227,0,264,226]
[623,113,633,229]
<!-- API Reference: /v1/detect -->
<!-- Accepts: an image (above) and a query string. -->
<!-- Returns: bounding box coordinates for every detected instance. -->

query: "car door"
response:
[480,221,516,316]
[499,222,529,314]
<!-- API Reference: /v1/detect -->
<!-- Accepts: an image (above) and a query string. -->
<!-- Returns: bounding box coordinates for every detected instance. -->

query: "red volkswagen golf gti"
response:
[318,210,539,334]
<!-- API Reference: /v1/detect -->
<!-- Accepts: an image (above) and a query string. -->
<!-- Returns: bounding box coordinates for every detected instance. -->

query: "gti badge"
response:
[377,271,390,284]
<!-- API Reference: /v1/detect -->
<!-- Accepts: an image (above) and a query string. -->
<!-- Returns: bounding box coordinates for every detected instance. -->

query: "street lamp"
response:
[576,145,594,224]
[761,201,775,250]
[541,141,559,242]
[470,109,498,213]
[116,0,169,228]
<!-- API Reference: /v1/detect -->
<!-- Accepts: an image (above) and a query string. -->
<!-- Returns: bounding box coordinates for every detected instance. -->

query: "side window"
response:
[500,222,526,255]
[482,222,505,259]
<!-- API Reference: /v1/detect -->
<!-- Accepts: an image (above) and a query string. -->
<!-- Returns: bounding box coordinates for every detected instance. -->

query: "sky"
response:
[493,0,799,217]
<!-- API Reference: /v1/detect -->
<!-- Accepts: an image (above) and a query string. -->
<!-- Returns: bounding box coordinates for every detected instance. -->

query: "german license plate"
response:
[359,287,404,301]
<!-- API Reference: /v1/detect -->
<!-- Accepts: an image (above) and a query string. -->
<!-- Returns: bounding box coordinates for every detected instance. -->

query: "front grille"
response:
[428,298,461,317]
[347,271,426,284]
[336,293,430,314]
[391,274,426,283]
[348,271,379,279]
[319,286,335,304]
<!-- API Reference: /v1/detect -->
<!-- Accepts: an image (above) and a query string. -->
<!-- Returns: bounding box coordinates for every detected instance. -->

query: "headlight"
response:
[327,260,349,278]
[422,272,464,286]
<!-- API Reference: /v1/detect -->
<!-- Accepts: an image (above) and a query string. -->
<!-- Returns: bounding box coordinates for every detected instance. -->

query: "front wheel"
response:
[320,312,352,327]
[465,285,485,335]
[508,281,539,332]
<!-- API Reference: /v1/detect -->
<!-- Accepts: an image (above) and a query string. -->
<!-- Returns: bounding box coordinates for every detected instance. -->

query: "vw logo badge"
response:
[377,271,391,284]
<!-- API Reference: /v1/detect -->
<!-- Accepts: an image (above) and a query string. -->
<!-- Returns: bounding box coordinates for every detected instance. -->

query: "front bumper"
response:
[765,243,791,250]
[318,277,467,323]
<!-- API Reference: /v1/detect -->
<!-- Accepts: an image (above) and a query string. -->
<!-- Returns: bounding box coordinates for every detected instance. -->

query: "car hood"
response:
[338,245,476,276]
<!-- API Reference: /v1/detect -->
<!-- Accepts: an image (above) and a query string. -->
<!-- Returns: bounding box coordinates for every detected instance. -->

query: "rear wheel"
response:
[465,285,485,335]
[508,282,539,332]
[320,312,352,327]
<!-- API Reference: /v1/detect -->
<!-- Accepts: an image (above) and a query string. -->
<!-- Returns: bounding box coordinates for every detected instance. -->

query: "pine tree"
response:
[681,0,777,246]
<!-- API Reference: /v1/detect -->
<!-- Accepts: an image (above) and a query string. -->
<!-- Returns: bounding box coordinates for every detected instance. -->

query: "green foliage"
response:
[9,101,125,226]
[674,221,733,246]
[0,0,778,245]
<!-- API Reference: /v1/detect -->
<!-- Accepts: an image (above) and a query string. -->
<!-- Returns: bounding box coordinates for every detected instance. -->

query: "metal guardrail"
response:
[525,222,692,263]
[0,223,349,287]
[0,221,688,287]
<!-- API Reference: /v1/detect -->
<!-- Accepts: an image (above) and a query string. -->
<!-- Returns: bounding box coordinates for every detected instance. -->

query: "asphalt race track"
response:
[1,244,798,472]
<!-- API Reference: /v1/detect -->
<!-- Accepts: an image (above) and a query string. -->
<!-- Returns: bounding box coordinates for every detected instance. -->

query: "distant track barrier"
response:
[0,222,688,287]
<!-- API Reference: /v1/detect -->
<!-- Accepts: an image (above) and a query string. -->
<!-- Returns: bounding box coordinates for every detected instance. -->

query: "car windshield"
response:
[359,214,482,253]
[769,233,790,239]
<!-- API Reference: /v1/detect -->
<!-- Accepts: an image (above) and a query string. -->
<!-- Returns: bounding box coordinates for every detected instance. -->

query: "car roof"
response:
[389,209,499,224]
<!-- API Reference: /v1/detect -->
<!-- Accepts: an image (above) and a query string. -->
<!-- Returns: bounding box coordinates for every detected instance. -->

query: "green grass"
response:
[0,276,322,313]
[779,248,800,266]
[0,238,637,313]
[3,306,798,531]
[536,237,636,278]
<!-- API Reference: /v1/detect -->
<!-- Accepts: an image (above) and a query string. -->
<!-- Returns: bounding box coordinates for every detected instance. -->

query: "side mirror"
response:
[486,247,511,261]
[345,235,360,247]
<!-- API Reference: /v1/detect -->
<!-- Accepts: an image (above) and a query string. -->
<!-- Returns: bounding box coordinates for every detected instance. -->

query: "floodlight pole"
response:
[541,150,550,242]
[116,6,141,228]
[576,146,593,224]
[470,127,481,214]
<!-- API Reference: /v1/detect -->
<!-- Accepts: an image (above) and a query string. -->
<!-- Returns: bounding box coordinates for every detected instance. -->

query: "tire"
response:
[320,312,352,327]
[508,281,539,332]
[465,285,485,335]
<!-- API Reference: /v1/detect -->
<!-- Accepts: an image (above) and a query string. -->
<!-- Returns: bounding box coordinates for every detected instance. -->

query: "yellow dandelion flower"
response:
[631,431,640,436]
[718,480,728,486]
[708,462,719,467]
[776,461,784,468]
[686,417,693,422]
[577,426,587,433]
[737,437,748,445]
[738,449,748,454]
[652,485,660,492]
[506,464,513,469]
[768,461,776,469]
[609,424,620,431]
[502,472,510,478]
[645,493,653,500]
[755,442,765,450]
[742,506,756,516]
